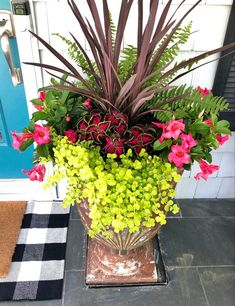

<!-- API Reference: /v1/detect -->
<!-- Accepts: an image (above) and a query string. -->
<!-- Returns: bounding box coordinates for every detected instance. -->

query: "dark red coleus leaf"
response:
[105,110,128,126]
[104,137,126,156]
[87,121,110,142]
[126,125,154,154]
[91,114,101,125]
[114,123,127,136]
[79,121,87,130]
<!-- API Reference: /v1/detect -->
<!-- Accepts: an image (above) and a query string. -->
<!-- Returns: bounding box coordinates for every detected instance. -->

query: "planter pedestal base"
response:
[86,237,166,287]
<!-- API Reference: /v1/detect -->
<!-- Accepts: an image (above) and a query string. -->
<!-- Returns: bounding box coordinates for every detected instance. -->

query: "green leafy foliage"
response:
[147,85,229,122]
[19,138,34,152]
[147,22,193,86]
[52,33,96,87]
[109,12,117,49]
[45,138,181,236]
[26,1,235,123]
[118,45,137,84]
[30,83,88,136]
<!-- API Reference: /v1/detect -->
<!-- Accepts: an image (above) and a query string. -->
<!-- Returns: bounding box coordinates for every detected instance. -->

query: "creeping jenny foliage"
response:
[44,137,181,236]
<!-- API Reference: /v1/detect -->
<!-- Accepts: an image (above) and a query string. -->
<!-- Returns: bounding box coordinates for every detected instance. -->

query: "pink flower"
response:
[39,91,46,102]
[11,131,34,150]
[33,91,46,111]
[22,164,46,182]
[83,98,92,110]
[180,133,197,151]
[65,116,71,122]
[203,119,213,127]
[33,104,43,111]
[64,129,78,143]
[33,124,51,145]
[153,119,185,143]
[216,134,229,146]
[168,144,191,168]
[194,160,219,181]
[197,86,211,97]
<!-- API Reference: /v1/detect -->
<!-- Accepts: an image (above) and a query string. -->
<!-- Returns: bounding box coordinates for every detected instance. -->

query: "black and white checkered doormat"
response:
[0,200,70,301]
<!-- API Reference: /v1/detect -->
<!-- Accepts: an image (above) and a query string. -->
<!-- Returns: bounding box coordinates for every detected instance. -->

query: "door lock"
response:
[0,10,22,86]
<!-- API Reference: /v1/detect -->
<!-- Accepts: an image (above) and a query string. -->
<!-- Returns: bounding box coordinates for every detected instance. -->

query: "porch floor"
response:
[0,199,235,306]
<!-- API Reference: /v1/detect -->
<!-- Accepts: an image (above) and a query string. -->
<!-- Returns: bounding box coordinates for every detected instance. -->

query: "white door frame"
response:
[0,1,56,200]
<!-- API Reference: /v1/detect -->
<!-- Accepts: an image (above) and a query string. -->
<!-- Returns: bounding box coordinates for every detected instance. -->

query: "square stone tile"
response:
[198,267,235,306]
[0,300,62,306]
[179,199,235,217]
[159,217,235,266]
[70,204,80,220]
[65,219,87,271]
[63,268,207,306]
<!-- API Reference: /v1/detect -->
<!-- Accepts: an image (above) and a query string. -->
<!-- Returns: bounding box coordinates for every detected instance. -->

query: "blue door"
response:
[0,0,33,178]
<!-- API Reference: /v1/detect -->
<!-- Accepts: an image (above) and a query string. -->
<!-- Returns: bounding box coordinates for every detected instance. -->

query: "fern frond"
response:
[52,33,96,86]
[109,13,117,50]
[145,85,229,122]
[118,45,137,84]
[147,22,193,86]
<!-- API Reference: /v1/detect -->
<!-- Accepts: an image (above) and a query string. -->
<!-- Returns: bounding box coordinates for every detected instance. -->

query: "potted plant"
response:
[13,0,233,285]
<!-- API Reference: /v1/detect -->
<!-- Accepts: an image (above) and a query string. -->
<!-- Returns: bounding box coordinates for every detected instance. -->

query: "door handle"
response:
[0,10,22,86]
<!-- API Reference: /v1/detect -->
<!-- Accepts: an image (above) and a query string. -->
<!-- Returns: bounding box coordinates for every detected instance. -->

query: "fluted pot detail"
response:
[76,199,162,255]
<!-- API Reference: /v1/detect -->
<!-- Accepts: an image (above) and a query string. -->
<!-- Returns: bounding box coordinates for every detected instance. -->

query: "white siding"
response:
[18,0,234,198]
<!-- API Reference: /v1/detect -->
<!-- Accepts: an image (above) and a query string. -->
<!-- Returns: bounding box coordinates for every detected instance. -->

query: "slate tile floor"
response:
[0,199,235,306]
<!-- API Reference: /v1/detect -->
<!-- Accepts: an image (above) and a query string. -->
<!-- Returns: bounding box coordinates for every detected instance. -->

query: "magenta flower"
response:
[180,133,197,151]
[22,164,46,182]
[33,104,43,111]
[83,98,92,110]
[197,86,211,97]
[216,134,229,146]
[33,124,51,145]
[11,131,34,150]
[39,91,46,102]
[33,91,46,111]
[203,119,213,127]
[168,144,190,168]
[194,160,219,181]
[153,119,185,143]
[64,129,78,143]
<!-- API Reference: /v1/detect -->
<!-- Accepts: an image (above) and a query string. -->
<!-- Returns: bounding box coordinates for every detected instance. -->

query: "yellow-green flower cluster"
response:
[45,137,181,236]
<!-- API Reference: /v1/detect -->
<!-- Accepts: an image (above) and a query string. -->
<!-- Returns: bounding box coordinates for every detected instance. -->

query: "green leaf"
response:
[215,120,231,134]
[60,74,68,85]
[27,121,35,132]
[190,122,210,135]
[153,139,172,151]
[55,106,67,117]
[183,163,191,171]
[216,127,232,135]
[45,91,54,103]
[191,146,203,154]
[211,113,218,126]
[19,138,34,152]
[61,90,70,104]
[216,120,230,129]
[33,149,40,164]
[204,152,212,163]
[31,99,43,106]
[32,112,49,122]
[36,144,49,158]
[175,108,188,119]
